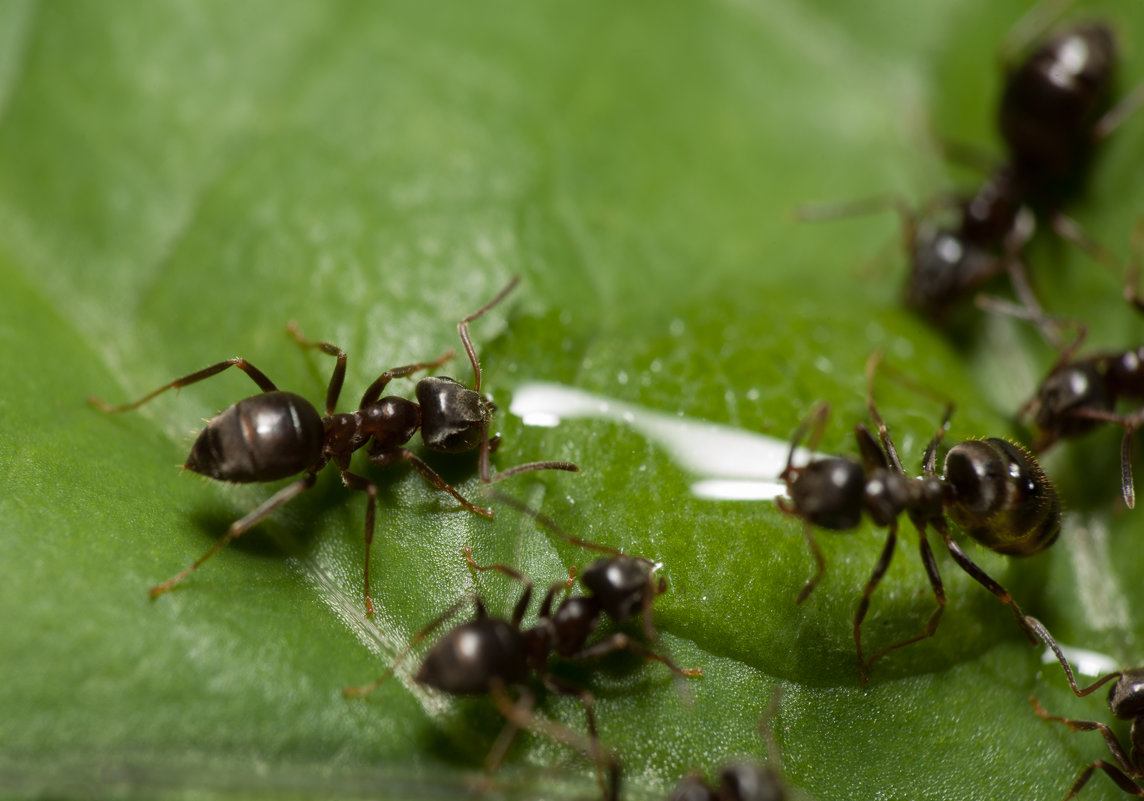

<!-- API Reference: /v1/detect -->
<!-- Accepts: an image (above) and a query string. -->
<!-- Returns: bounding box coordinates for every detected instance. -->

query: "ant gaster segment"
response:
[88,278,578,614]
[345,544,700,800]
[777,354,1060,683]
[667,687,787,801]
[1026,618,1144,798]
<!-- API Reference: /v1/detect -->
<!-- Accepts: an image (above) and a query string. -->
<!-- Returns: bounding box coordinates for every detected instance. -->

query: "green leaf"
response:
[3,1,1142,799]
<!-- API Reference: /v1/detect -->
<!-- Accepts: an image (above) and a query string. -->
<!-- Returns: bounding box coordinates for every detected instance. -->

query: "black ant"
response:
[667,687,787,801]
[1025,617,1144,798]
[344,508,700,800]
[778,354,1061,683]
[797,8,1141,329]
[88,278,578,614]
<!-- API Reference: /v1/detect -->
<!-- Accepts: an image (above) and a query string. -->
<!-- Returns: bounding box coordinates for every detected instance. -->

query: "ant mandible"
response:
[88,277,578,615]
[778,354,1061,683]
[1025,617,1144,798]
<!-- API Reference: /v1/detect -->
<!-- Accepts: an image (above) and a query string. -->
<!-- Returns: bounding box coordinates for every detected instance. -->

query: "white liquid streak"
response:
[511,382,805,501]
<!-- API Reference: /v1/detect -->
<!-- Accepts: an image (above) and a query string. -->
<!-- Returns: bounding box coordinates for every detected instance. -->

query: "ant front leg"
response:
[1031,697,1144,797]
[89,357,278,412]
[358,351,455,407]
[338,467,381,616]
[149,471,318,599]
[287,322,347,416]
[371,446,493,517]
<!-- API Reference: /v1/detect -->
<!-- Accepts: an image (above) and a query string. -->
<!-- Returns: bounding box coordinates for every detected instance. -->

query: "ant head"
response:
[1110,669,1144,721]
[718,763,785,801]
[943,438,1060,555]
[787,458,866,531]
[415,617,529,695]
[579,556,656,623]
[1031,362,1112,437]
[416,376,494,453]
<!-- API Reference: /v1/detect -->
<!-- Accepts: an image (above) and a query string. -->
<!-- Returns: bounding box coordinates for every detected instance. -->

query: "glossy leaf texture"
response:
[2,1,1143,799]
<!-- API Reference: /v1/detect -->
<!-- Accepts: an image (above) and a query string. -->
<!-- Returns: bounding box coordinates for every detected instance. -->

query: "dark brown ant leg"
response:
[569,631,702,677]
[358,351,454,407]
[852,521,899,683]
[475,418,579,485]
[862,521,948,681]
[491,679,620,801]
[1066,407,1143,508]
[932,518,1037,643]
[461,546,539,628]
[1031,697,1138,781]
[458,276,521,394]
[339,468,381,616]
[1025,616,1121,697]
[370,447,493,517]
[149,471,318,599]
[342,594,477,697]
[795,523,826,605]
[1064,762,1144,799]
[1093,81,1144,142]
[864,351,906,473]
[286,322,347,416]
[89,358,278,412]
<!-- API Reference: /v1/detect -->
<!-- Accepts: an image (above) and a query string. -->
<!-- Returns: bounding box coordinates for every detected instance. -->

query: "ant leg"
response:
[862,520,948,682]
[781,402,831,483]
[458,276,521,394]
[492,679,620,801]
[922,407,954,476]
[370,447,493,517]
[342,594,477,697]
[569,631,702,677]
[864,351,905,473]
[461,546,540,628]
[852,521,898,682]
[1025,617,1121,697]
[1031,697,1138,778]
[89,358,278,412]
[1093,81,1144,142]
[338,469,381,616]
[932,518,1037,643]
[476,419,579,485]
[1066,407,1143,508]
[286,322,347,416]
[795,523,826,605]
[149,471,318,599]
[358,351,454,407]
[1063,762,1144,799]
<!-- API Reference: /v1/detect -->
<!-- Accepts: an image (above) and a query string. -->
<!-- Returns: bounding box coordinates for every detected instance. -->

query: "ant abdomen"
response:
[1000,23,1116,186]
[943,438,1060,555]
[186,391,324,483]
[414,618,530,695]
[416,375,493,453]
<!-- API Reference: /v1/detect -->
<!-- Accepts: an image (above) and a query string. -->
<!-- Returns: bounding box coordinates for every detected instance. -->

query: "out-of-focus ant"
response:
[1026,617,1144,798]
[778,354,1061,683]
[797,7,1141,328]
[345,545,699,798]
[667,687,788,801]
[88,278,578,614]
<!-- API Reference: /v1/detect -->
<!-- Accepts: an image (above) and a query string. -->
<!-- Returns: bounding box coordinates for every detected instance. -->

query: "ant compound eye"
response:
[944,439,1060,555]
[789,459,866,530]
